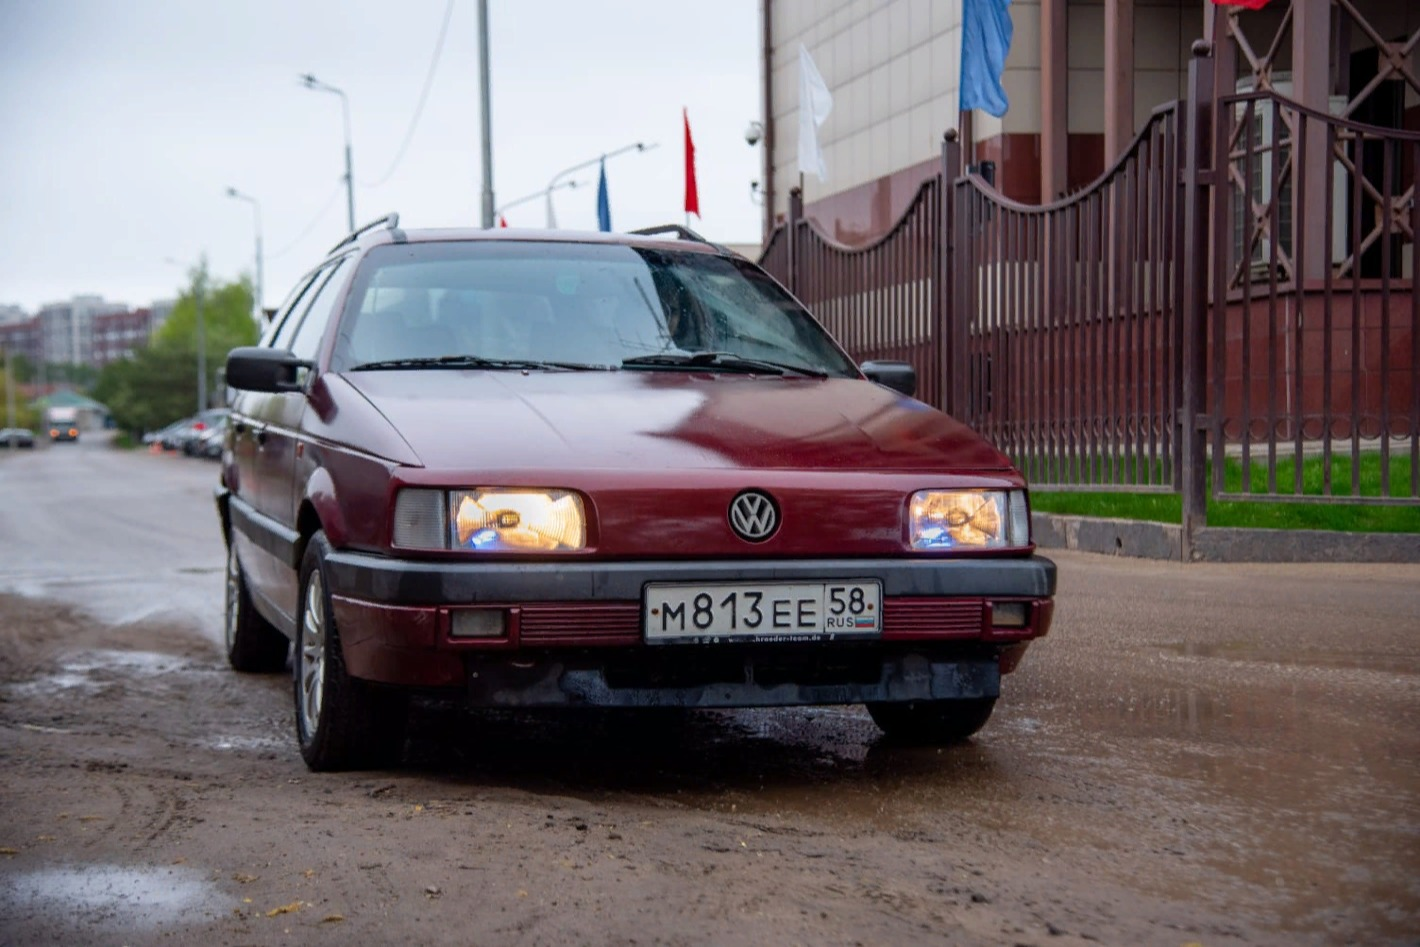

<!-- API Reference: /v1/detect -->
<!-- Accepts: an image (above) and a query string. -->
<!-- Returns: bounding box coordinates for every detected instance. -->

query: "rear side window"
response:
[259,273,320,348]
[288,259,350,362]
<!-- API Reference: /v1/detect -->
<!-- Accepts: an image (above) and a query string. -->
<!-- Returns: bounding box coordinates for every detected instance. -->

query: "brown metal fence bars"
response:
[1210,89,1420,507]
[758,42,1418,559]
[951,107,1185,493]
[759,177,948,411]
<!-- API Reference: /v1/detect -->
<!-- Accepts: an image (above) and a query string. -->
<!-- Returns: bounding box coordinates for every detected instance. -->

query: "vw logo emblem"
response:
[728,490,779,542]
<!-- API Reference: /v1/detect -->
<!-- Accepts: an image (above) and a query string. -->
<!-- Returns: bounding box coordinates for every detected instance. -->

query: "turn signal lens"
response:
[909,490,1029,549]
[451,489,586,552]
[392,488,448,550]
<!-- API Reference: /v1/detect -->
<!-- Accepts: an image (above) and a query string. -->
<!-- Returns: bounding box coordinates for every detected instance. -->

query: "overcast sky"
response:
[0,0,763,314]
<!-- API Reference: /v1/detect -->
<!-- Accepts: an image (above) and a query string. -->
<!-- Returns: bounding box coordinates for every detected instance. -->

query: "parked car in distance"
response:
[218,215,1056,772]
[165,408,228,452]
[193,419,228,459]
[0,428,36,449]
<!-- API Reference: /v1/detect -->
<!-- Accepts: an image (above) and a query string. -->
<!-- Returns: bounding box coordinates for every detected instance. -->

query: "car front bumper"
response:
[320,550,1056,702]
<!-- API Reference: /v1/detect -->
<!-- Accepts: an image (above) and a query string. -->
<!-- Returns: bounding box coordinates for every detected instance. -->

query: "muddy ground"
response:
[1,445,1417,946]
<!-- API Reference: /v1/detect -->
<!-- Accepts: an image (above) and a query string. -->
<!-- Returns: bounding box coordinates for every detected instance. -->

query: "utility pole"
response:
[195,275,207,413]
[478,0,495,228]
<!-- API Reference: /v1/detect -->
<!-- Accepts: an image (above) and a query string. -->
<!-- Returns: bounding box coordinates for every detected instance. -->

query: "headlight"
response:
[909,490,1030,550]
[452,489,586,551]
[392,487,586,552]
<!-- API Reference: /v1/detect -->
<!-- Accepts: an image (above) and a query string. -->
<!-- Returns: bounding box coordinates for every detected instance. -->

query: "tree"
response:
[95,260,261,434]
[1,364,40,429]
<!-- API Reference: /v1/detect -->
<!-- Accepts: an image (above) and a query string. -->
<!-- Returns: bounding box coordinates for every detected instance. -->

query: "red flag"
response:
[1210,0,1270,9]
[683,108,700,219]
[499,215,508,228]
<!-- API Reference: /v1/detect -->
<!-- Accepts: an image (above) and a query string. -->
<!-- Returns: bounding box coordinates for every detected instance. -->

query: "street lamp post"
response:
[477,0,495,228]
[300,73,356,233]
[166,258,207,414]
[543,142,658,228]
[225,187,263,323]
[495,179,584,223]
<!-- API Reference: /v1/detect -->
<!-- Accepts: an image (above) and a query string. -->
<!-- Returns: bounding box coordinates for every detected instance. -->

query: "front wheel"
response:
[294,531,407,772]
[866,697,997,744]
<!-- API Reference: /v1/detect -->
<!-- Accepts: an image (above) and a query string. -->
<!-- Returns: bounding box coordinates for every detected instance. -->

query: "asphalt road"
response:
[0,437,1417,946]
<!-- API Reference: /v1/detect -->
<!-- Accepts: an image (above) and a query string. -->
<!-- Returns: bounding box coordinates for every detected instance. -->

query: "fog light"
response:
[991,601,1028,627]
[451,609,506,638]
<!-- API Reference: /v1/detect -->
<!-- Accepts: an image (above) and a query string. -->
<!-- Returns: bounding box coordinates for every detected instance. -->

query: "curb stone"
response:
[1031,513,1419,563]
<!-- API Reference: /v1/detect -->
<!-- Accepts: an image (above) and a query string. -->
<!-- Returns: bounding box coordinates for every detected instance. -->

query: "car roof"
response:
[326,218,737,265]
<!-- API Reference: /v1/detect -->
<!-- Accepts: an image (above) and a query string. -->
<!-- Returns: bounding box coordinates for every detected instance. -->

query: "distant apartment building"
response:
[0,304,28,326]
[91,308,157,366]
[0,295,166,368]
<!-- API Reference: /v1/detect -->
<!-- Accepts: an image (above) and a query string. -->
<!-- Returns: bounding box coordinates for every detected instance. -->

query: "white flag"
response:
[798,44,833,182]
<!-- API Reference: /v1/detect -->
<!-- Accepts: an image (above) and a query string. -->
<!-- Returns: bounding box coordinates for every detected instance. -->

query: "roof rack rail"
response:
[627,223,732,253]
[328,212,402,255]
[628,224,711,242]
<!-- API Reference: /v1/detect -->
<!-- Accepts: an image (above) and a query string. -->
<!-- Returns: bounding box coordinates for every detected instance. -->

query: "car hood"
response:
[339,369,1014,473]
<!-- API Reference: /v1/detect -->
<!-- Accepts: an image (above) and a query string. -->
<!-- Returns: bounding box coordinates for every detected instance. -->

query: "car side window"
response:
[260,272,321,348]
[288,258,350,363]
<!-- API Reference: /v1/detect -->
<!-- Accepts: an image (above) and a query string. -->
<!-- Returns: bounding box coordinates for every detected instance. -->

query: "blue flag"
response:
[960,0,1013,117]
[596,158,611,232]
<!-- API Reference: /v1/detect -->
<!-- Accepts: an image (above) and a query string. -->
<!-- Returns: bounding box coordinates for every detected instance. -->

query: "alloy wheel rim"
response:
[299,572,326,734]
[224,545,239,653]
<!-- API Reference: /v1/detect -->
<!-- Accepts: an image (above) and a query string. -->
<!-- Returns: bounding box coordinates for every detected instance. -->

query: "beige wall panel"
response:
[889,48,911,114]
[1011,0,1042,68]
[1134,4,1182,65]
[889,0,912,53]
[929,27,963,100]
[1134,70,1182,130]
[930,0,962,34]
[1068,67,1105,133]
[1068,3,1105,70]
[888,111,913,172]
[1001,68,1043,133]
[908,40,934,107]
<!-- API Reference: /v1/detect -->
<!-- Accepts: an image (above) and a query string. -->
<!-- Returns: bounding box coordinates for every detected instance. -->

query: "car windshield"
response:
[330,241,858,377]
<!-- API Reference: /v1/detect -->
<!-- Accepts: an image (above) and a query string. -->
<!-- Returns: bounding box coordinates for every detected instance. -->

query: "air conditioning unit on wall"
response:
[1232,74,1349,279]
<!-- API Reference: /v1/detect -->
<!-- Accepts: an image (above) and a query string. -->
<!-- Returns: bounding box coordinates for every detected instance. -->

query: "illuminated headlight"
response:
[909,490,1031,550]
[393,487,586,552]
[451,488,586,552]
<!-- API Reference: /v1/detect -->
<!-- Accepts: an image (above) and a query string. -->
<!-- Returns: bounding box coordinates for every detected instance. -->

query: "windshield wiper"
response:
[351,355,612,372]
[620,351,828,378]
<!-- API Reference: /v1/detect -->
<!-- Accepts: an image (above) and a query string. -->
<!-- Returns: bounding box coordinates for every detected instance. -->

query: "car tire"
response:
[865,697,997,744]
[294,530,407,772]
[224,542,289,673]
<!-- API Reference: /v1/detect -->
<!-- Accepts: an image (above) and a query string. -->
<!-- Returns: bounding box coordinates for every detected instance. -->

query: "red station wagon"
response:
[218,215,1056,771]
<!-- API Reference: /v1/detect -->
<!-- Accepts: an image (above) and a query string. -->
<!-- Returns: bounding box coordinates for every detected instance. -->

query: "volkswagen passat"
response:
[218,215,1056,771]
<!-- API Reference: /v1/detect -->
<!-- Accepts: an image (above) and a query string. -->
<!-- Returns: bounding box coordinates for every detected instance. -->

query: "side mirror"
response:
[860,360,916,398]
[226,347,310,393]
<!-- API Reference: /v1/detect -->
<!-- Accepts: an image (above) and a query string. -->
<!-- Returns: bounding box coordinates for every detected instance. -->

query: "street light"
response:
[300,73,356,233]
[225,187,263,324]
[495,179,584,224]
[165,257,208,414]
[543,142,658,228]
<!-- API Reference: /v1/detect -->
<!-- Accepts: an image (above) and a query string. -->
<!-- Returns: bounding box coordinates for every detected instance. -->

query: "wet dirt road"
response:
[0,440,1417,946]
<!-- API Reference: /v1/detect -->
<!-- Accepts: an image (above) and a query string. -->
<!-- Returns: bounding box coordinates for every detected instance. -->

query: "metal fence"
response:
[952,105,1184,492]
[1210,90,1420,504]
[758,42,1418,556]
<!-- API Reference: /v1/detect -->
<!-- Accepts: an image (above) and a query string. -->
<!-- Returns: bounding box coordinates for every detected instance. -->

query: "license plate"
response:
[644,581,882,644]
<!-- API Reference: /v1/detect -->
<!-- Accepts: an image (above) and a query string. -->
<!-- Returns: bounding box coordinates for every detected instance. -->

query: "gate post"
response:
[941,129,962,416]
[1179,40,1214,560]
[787,186,803,297]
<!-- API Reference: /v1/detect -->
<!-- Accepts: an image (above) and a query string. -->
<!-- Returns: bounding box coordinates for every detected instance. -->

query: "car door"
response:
[230,270,320,625]
[251,257,353,618]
